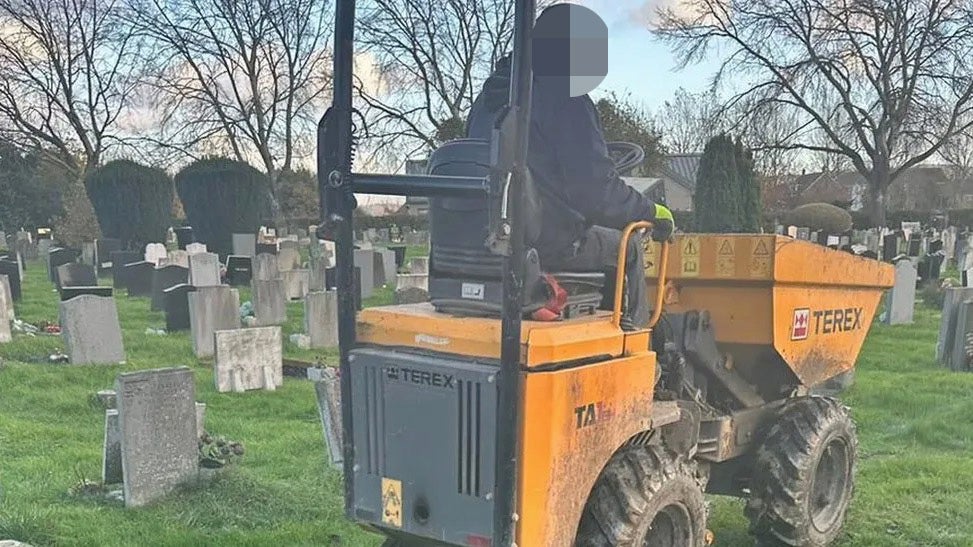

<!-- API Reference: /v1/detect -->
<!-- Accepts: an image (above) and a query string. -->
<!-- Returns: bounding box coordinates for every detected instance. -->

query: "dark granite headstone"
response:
[96,239,122,276]
[0,259,19,301]
[164,283,197,332]
[174,227,195,250]
[883,234,897,262]
[150,264,189,311]
[256,242,277,255]
[225,255,253,286]
[908,238,922,257]
[389,245,407,268]
[60,286,114,301]
[110,251,142,289]
[125,261,155,297]
[326,266,362,310]
[48,247,80,285]
[57,263,98,288]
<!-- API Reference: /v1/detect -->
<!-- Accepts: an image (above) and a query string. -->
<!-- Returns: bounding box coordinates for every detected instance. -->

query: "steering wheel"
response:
[607,142,645,176]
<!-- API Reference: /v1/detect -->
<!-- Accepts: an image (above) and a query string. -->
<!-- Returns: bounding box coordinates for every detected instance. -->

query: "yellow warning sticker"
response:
[749,239,773,278]
[680,236,700,277]
[644,240,660,277]
[382,477,403,528]
[716,237,735,277]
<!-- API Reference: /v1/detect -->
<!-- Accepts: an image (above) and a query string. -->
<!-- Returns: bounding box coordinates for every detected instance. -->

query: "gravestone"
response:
[305,290,339,348]
[389,245,407,268]
[60,286,113,301]
[948,301,973,372]
[150,264,189,311]
[110,251,142,289]
[81,241,97,266]
[164,284,197,332]
[166,250,190,268]
[57,263,98,288]
[116,367,198,507]
[373,249,396,288]
[214,326,283,392]
[937,287,973,365]
[283,269,310,300]
[188,252,221,287]
[396,274,429,291]
[309,257,328,292]
[253,253,280,281]
[256,242,277,256]
[96,239,122,276]
[144,243,167,265]
[326,266,363,310]
[0,259,21,301]
[125,261,155,297]
[0,275,11,343]
[225,256,252,286]
[37,238,53,261]
[314,368,343,468]
[49,247,79,285]
[885,260,917,325]
[188,286,241,358]
[59,295,125,364]
[277,247,301,272]
[908,238,922,257]
[252,279,287,326]
[232,233,257,257]
[0,274,13,321]
[174,227,194,250]
[278,239,300,252]
[353,249,375,298]
[103,409,123,484]
[185,242,207,255]
[409,257,429,275]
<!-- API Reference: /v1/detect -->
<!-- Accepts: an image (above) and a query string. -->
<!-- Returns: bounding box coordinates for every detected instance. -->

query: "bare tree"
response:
[0,0,139,177]
[126,0,332,192]
[657,0,973,225]
[655,87,725,155]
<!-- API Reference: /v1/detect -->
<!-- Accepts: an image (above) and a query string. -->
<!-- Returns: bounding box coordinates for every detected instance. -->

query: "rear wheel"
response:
[576,445,707,547]
[745,396,857,546]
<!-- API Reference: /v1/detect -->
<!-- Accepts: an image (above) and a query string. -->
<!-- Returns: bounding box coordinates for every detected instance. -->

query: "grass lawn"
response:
[2,258,972,546]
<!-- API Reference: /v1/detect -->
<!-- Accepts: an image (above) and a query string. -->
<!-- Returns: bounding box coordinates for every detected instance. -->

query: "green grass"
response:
[2,261,972,546]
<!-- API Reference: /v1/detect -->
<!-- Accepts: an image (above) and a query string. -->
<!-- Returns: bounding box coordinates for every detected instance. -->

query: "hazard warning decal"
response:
[791,308,810,341]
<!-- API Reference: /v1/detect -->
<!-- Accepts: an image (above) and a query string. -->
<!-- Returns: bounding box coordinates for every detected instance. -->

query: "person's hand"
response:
[651,203,675,242]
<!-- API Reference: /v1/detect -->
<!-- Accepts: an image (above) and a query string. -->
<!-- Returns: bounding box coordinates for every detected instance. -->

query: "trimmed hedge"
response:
[175,158,270,256]
[85,160,172,250]
[783,203,854,233]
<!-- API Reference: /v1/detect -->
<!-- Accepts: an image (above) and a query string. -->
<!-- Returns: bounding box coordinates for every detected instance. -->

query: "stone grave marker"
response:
[214,326,283,392]
[279,239,300,252]
[305,290,338,348]
[937,287,973,365]
[144,243,167,265]
[49,247,79,285]
[166,250,190,268]
[256,242,277,255]
[373,249,396,288]
[309,257,328,292]
[110,251,142,289]
[409,257,429,275]
[174,227,194,250]
[188,252,221,287]
[57,263,98,288]
[232,233,257,257]
[314,368,343,468]
[252,279,287,326]
[37,238,52,260]
[125,261,155,297]
[396,274,429,291]
[188,285,241,358]
[225,255,252,286]
[253,253,280,281]
[96,238,122,276]
[277,247,301,271]
[164,284,197,332]
[282,269,310,300]
[886,260,917,325]
[60,294,125,364]
[81,241,97,266]
[60,286,113,301]
[353,249,375,298]
[0,258,21,301]
[103,409,123,484]
[116,367,198,507]
[388,245,407,268]
[948,301,973,371]
[0,275,11,343]
[185,242,207,255]
[150,264,189,311]
[0,274,13,321]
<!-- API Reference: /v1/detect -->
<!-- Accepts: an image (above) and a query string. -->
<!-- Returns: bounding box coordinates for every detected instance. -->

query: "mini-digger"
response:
[316,1,895,545]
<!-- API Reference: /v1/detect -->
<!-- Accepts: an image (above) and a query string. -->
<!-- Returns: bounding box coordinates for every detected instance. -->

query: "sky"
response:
[574,0,719,110]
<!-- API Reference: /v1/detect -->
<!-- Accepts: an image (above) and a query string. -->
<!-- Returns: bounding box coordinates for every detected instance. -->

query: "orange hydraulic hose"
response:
[611,221,671,330]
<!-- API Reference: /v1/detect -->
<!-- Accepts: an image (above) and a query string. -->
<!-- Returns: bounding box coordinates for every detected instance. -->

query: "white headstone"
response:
[59,295,125,364]
[167,250,190,268]
[305,291,339,348]
[185,243,207,255]
[353,249,375,299]
[144,243,168,265]
[214,326,283,392]
[278,247,301,271]
[232,233,257,257]
[886,260,918,325]
[188,286,242,358]
[252,279,287,326]
[282,269,310,300]
[0,274,11,342]
[188,252,221,287]
[253,253,280,282]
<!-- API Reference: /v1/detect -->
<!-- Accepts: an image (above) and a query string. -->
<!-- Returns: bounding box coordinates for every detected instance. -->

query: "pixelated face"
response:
[533,4,608,98]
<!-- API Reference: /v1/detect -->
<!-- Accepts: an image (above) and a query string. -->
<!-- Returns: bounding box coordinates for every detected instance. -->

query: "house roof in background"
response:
[661,154,702,191]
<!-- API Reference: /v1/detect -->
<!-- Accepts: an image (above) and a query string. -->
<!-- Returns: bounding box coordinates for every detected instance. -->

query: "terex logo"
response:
[792,307,864,339]
[574,401,614,429]
[385,367,455,389]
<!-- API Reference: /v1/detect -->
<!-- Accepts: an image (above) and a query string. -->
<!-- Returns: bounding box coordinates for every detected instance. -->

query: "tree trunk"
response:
[867,177,888,227]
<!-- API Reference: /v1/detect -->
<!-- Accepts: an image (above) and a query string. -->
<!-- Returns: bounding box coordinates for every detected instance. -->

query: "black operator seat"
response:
[426,139,605,319]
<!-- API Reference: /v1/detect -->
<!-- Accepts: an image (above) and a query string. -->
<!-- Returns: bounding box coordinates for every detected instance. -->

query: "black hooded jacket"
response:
[467,56,658,262]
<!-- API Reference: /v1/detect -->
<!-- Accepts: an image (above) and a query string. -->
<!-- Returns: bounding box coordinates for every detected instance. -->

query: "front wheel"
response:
[576,445,707,547]
[745,396,857,546]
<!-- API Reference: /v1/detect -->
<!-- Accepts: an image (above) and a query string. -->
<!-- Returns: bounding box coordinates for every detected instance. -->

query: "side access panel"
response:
[348,347,497,546]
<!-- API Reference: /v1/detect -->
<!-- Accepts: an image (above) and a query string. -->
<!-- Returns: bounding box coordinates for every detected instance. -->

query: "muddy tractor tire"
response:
[745,396,857,546]
[576,445,707,547]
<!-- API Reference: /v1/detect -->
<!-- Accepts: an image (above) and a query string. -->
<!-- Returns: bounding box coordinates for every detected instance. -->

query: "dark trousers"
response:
[542,226,649,328]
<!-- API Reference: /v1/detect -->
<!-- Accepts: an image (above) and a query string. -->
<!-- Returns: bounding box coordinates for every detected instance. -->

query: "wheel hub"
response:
[809,436,852,533]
